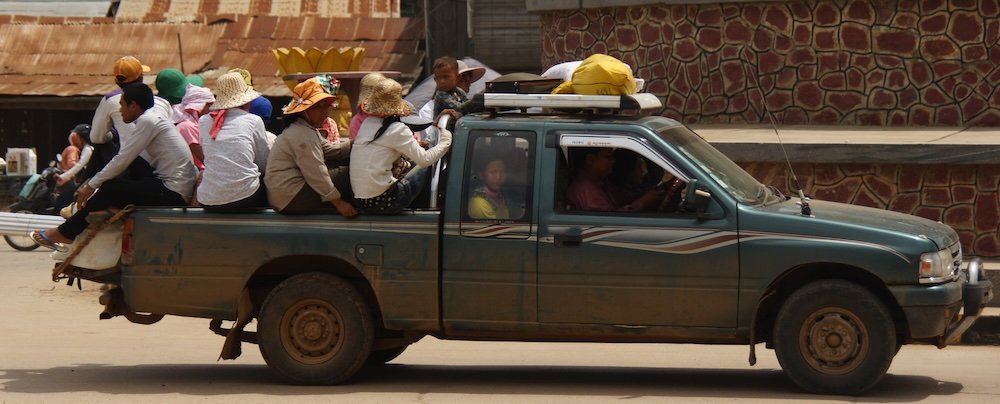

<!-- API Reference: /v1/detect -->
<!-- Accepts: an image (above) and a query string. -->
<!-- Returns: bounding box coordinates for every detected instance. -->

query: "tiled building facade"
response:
[540,0,1000,127]
[534,0,1000,257]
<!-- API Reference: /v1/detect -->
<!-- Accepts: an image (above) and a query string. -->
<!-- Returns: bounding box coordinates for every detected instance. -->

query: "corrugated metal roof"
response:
[0,22,222,73]
[0,1,108,17]
[0,4,425,97]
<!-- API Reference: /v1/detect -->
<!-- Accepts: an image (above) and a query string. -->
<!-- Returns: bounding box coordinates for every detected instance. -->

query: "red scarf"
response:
[209,109,227,140]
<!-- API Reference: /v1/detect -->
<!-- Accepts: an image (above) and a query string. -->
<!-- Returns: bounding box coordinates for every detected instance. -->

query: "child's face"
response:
[434,66,460,92]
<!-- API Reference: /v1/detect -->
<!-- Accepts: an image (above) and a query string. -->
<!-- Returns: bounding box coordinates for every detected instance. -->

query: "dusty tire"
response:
[773,279,896,395]
[4,210,41,251]
[365,345,408,366]
[258,273,374,385]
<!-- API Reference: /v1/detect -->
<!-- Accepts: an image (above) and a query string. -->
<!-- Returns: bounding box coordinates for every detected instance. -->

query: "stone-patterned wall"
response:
[540,0,1000,126]
[742,162,1000,256]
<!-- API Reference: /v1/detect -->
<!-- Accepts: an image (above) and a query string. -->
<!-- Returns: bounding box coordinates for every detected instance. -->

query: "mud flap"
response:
[219,288,254,360]
[748,289,777,366]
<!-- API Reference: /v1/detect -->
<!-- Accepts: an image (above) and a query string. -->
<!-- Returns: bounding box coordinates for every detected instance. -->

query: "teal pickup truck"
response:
[57,93,992,395]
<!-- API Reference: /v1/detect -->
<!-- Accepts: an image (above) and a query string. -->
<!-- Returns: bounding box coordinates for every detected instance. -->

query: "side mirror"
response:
[683,179,712,217]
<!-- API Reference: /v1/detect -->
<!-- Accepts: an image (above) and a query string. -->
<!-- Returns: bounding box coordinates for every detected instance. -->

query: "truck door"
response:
[537,132,739,328]
[441,129,539,331]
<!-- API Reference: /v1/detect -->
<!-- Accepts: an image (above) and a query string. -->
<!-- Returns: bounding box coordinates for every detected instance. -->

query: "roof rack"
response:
[482,93,662,114]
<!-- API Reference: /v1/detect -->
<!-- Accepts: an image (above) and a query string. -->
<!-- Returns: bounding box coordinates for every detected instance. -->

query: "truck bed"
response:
[123,207,442,330]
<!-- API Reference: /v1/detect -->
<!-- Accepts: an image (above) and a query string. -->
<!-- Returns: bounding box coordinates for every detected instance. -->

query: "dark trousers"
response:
[54,181,77,212]
[277,167,353,214]
[57,177,185,239]
[201,182,268,212]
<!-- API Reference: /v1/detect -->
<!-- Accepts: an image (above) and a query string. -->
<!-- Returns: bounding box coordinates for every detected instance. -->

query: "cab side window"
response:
[558,145,689,215]
[464,132,534,222]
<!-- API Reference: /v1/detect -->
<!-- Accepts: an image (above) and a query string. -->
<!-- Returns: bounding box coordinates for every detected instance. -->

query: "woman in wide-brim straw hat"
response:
[196,71,272,210]
[348,72,386,141]
[349,77,454,214]
[264,75,357,217]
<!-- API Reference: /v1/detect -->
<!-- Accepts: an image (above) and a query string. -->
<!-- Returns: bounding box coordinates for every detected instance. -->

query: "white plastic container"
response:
[5,148,37,175]
[49,223,123,270]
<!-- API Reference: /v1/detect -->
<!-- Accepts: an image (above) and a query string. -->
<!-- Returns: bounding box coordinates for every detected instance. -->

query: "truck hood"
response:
[757,199,959,251]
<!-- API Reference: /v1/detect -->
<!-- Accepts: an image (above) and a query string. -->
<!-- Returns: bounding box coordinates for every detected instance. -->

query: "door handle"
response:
[554,233,582,247]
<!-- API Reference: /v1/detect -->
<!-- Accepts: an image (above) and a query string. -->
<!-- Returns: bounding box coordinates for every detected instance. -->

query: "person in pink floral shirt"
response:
[173,84,215,170]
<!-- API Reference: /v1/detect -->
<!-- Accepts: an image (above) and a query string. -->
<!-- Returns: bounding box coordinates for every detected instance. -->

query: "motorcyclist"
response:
[54,124,94,210]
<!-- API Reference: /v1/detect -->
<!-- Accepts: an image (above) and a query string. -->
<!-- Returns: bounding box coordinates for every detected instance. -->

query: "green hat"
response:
[155,68,188,105]
[186,74,204,87]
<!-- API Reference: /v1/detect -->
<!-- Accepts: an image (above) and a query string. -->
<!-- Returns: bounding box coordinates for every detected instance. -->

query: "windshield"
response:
[656,126,765,204]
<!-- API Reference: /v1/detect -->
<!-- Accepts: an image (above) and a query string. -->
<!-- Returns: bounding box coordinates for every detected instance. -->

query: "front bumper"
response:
[895,258,994,344]
[942,258,993,346]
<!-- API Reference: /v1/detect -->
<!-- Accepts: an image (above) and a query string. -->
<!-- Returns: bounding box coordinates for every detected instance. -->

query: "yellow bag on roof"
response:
[551,54,636,95]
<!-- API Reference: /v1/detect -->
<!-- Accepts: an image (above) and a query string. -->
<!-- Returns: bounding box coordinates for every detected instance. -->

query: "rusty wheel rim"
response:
[799,307,868,375]
[279,298,345,365]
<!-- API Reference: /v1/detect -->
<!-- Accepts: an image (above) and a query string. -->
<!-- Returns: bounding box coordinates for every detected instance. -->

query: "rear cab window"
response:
[459,129,536,238]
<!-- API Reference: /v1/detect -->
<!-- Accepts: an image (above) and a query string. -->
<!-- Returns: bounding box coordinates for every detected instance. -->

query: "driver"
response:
[567,147,682,212]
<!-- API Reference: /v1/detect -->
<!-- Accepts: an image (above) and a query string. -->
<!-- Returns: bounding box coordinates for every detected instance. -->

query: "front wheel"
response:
[773,279,896,395]
[258,273,374,385]
[4,210,40,251]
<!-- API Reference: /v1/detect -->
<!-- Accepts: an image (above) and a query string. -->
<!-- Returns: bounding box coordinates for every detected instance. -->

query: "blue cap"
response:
[249,96,273,122]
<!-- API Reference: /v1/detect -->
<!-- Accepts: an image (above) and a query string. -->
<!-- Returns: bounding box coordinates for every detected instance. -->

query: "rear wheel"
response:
[773,279,896,395]
[258,273,374,385]
[4,210,40,251]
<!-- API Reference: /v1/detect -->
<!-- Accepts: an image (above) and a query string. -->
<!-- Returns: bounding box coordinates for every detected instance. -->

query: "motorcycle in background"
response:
[4,159,63,251]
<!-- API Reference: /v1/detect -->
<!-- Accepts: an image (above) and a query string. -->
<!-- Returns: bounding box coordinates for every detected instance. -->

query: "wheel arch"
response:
[245,255,384,328]
[753,262,908,347]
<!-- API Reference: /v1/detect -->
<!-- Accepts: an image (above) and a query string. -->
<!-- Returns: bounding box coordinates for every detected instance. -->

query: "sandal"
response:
[30,230,67,252]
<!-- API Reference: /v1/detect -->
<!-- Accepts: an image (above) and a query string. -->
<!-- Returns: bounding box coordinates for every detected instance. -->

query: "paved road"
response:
[1,243,999,403]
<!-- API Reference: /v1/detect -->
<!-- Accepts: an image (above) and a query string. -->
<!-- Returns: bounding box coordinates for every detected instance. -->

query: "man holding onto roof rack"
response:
[351,77,456,214]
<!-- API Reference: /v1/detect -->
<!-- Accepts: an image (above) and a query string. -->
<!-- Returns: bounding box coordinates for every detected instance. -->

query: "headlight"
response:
[919,249,953,283]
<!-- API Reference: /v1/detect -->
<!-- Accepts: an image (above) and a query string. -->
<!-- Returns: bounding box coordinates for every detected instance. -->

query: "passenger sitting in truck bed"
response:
[351,78,454,214]
[265,76,356,217]
[196,72,272,211]
[567,148,672,212]
[173,84,215,173]
[31,82,198,250]
[349,72,386,141]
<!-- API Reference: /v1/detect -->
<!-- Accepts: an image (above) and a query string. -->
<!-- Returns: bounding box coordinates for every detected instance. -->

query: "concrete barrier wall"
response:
[539,0,1000,127]
[739,161,1000,257]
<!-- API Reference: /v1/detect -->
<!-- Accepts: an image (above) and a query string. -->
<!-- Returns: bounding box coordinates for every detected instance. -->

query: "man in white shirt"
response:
[32,83,197,248]
[86,56,173,182]
[196,71,271,209]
